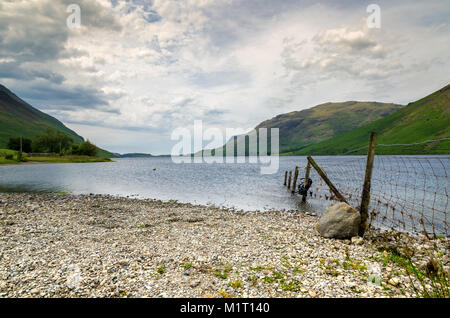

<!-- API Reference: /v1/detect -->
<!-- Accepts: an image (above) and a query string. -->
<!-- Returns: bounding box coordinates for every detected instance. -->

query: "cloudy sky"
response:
[0,0,449,154]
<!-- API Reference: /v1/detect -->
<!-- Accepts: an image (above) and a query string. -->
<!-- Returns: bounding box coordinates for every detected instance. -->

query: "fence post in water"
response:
[291,166,299,194]
[284,171,288,186]
[359,132,377,236]
[302,162,311,202]
[307,156,348,204]
[288,171,292,190]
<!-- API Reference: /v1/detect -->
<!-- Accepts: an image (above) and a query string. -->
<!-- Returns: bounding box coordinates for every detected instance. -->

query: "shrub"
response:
[70,140,98,157]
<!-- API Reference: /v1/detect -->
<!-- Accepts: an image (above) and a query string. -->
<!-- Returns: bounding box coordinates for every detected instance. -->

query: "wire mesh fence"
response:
[306,155,449,237]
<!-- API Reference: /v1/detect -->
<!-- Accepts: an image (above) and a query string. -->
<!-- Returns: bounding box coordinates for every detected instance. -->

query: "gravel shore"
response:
[0,193,448,298]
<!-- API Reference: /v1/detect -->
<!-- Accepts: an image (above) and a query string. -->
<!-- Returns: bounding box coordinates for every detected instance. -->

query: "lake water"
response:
[0,156,448,235]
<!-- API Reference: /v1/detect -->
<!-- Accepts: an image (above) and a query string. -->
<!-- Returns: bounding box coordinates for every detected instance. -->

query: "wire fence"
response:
[305,153,449,237]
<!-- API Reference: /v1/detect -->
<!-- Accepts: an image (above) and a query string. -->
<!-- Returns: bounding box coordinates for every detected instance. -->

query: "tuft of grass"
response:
[219,289,234,298]
[383,250,449,298]
[180,262,193,269]
[157,266,166,275]
[211,265,232,279]
[228,280,243,289]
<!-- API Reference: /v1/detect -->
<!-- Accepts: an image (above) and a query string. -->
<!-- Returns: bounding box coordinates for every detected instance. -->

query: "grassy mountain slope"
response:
[211,101,403,156]
[258,101,403,154]
[296,84,450,155]
[0,84,116,158]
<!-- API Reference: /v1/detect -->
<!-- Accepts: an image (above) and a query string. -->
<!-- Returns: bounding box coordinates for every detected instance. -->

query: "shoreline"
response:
[0,158,113,166]
[0,192,447,298]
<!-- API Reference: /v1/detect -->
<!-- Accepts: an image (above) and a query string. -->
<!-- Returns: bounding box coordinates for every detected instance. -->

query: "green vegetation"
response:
[213,101,403,156]
[23,155,112,164]
[295,84,450,155]
[157,266,166,275]
[0,148,111,165]
[211,265,232,279]
[0,84,116,158]
[180,262,193,269]
[228,279,243,289]
[381,249,449,298]
[7,137,32,153]
[0,129,113,164]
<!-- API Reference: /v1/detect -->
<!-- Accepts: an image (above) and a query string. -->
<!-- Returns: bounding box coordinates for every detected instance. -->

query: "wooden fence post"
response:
[284,171,288,186]
[291,166,299,194]
[307,156,348,204]
[287,171,292,190]
[359,132,377,236]
[302,162,311,202]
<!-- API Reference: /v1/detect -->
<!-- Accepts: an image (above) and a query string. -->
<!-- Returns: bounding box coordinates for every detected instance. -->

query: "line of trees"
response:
[7,128,98,157]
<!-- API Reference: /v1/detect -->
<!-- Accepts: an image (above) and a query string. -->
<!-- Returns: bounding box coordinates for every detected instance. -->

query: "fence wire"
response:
[306,156,449,237]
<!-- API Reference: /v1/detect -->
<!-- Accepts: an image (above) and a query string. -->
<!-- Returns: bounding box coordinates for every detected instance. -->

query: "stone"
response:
[388,277,400,286]
[318,203,361,239]
[351,237,364,245]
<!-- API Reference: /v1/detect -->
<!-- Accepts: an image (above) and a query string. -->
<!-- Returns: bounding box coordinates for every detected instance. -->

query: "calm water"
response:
[0,156,448,234]
[0,157,317,212]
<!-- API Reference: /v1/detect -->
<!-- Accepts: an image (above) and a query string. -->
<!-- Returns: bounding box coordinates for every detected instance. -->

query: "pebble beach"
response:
[0,193,448,298]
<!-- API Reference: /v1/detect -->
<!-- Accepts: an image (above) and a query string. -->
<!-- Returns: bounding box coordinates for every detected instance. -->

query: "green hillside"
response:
[211,101,403,156]
[295,84,450,155]
[0,84,116,158]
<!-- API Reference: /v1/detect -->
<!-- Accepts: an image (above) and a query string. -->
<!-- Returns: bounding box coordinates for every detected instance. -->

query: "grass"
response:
[228,280,243,289]
[295,84,450,155]
[180,262,193,269]
[157,266,166,275]
[0,149,112,165]
[212,101,403,156]
[25,155,112,163]
[211,265,232,279]
[382,249,449,298]
[0,85,117,158]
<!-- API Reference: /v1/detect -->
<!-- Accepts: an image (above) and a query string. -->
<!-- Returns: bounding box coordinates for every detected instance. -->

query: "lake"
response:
[0,156,448,235]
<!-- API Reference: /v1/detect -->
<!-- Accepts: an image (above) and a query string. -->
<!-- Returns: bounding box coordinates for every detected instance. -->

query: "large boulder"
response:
[318,203,361,239]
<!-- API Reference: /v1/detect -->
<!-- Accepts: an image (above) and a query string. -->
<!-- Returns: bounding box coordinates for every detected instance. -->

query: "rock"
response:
[351,237,364,245]
[388,277,400,286]
[30,288,40,294]
[318,203,361,239]
[189,280,201,288]
[308,291,317,297]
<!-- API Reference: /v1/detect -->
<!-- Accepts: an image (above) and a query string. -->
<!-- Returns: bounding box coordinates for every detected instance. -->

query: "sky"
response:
[0,0,449,154]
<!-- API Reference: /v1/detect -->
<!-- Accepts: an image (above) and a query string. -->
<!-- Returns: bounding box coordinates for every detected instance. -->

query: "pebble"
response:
[0,192,447,298]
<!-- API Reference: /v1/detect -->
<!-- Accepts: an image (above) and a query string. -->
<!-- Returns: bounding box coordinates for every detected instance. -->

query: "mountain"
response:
[118,153,154,158]
[0,84,116,158]
[211,101,403,155]
[295,84,450,155]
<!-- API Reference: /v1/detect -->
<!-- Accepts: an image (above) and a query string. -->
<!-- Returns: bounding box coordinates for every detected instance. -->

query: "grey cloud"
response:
[0,0,122,76]
[15,83,122,113]
[0,62,65,84]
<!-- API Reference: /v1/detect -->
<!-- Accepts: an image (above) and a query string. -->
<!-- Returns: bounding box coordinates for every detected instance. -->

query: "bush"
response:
[70,140,98,157]
[5,154,13,160]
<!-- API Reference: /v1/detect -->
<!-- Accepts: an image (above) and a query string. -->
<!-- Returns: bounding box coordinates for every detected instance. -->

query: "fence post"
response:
[291,166,299,194]
[359,132,377,236]
[307,156,348,204]
[283,171,288,186]
[302,162,311,202]
[288,171,292,190]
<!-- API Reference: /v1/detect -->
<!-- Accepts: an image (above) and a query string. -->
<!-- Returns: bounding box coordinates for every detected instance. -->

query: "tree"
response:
[7,137,32,153]
[32,128,73,154]
[71,140,98,157]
